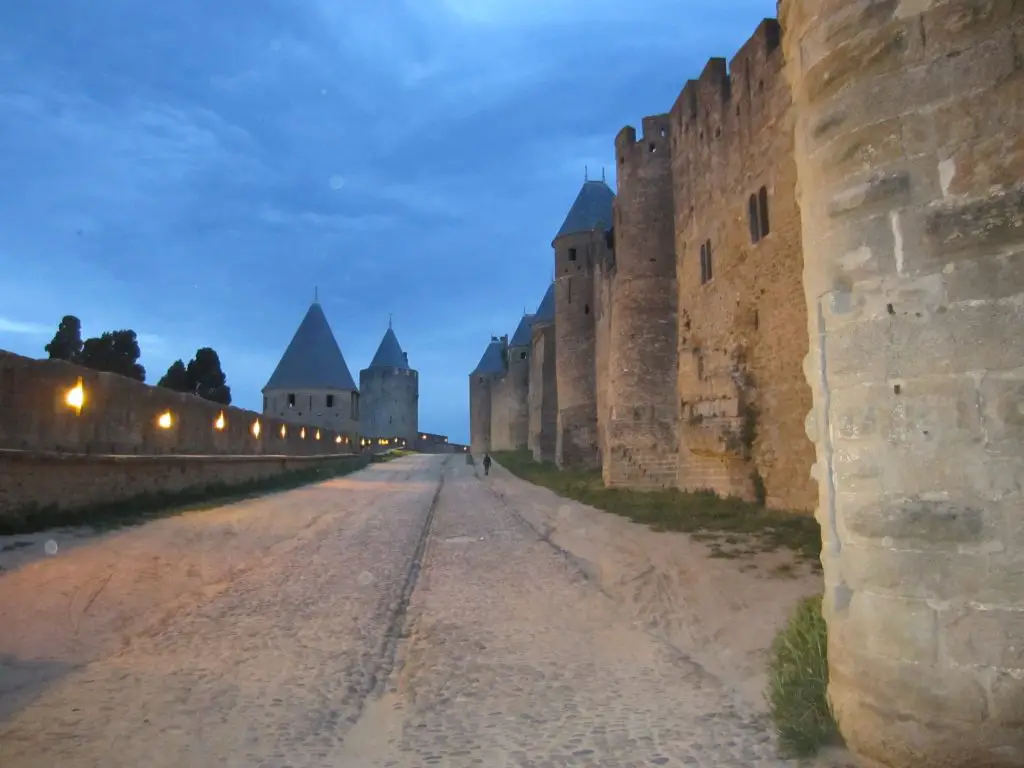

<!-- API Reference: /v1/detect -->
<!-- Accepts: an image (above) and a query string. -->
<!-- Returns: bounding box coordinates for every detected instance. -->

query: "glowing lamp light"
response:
[335,435,342,444]
[280,424,287,438]
[214,412,226,431]
[315,430,321,441]
[251,419,261,438]
[300,427,306,439]
[65,377,85,413]
[157,411,173,429]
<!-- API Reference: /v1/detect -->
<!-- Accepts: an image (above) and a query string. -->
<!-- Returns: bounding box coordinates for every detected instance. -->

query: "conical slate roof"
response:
[509,314,536,347]
[367,326,409,370]
[534,283,555,323]
[554,180,615,241]
[263,302,357,392]
[471,338,507,375]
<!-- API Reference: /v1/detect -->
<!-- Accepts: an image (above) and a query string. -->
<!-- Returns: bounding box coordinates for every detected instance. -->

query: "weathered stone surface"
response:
[782,0,1024,764]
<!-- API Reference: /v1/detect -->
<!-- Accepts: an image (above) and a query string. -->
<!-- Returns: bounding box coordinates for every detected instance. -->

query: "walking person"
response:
[482,452,492,476]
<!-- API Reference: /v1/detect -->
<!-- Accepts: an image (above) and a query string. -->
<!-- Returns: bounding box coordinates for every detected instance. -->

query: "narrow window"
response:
[584,303,590,315]
[567,278,572,304]
[705,239,713,282]
[351,393,359,420]
[287,393,295,407]
[748,194,760,243]
[700,240,714,285]
[568,247,577,262]
[326,394,335,408]
[758,186,770,237]
[520,351,527,360]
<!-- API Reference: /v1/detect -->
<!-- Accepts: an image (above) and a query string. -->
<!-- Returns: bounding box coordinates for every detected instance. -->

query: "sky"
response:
[0,0,778,444]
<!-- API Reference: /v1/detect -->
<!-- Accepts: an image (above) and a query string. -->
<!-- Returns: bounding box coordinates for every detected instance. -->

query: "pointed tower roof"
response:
[554,180,615,241]
[471,337,507,375]
[509,314,536,347]
[263,301,357,392]
[534,282,555,324]
[367,326,409,369]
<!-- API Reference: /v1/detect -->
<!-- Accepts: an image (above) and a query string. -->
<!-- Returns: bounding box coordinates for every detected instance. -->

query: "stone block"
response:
[839,493,1007,550]
[833,589,938,664]
[939,604,1024,669]
[838,541,995,601]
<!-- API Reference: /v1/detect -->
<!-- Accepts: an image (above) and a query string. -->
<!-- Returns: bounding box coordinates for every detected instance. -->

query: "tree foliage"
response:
[44,315,84,362]
[158,347,231,405]
[78,330,146,382]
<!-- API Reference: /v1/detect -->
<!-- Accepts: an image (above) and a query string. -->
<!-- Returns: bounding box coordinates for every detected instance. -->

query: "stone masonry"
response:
[781,0,1024,765]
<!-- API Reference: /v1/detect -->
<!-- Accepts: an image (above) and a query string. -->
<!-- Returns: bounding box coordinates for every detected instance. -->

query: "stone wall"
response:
[593,258,614,468]
[263,388,361,436]
[670,20,816,512]
[359,366,419,443]
[606,113,679,489]
[554,230,604,469]
[781,0,1024,765]
[0,450,370,520]
[528,322,557,463]
[0,351,357,456]
[468,372,493,454]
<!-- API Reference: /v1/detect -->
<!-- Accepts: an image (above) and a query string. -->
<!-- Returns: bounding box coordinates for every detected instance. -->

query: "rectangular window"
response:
[326,394,335,408]
[700,239,714,285]
[568,247,577,262]
[287,393,296,407]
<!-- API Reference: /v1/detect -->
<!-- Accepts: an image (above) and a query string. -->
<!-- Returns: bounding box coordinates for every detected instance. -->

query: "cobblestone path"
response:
[1,455,820,767]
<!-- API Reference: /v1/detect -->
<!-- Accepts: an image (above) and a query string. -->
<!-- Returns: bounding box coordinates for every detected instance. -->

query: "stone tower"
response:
[359,321,418,443]
[529,283,558,462]
[262,299,360,438]
[469,335,507,454]
[606,115,678,488]
[553,179,615,469]
[780,1,1024,766]
[490,313,534,451]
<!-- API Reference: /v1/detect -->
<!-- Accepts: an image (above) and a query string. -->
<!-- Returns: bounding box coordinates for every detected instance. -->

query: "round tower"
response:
[553,179,615,470]
[781,2,1024,765]
[469,336,506,455]
[606,115,678,489]
[504,314,534,450]
[359,324,418,444]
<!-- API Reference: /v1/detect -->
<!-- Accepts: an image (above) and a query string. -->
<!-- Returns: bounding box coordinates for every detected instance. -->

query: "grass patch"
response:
[0,455,371,536]
[370,448,417,463]
[492,449,822,567]
[765,595,841,757]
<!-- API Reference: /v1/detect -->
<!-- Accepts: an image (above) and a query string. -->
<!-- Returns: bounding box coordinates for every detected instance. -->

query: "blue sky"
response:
[0,0,777,444]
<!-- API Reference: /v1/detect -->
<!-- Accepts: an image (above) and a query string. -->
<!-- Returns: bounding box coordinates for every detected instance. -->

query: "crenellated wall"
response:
[606,114,679,489]
[670,19,816,512]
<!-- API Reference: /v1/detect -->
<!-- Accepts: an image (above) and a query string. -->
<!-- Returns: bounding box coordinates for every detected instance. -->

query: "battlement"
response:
[670,19,785,134]
[615,113,672,178]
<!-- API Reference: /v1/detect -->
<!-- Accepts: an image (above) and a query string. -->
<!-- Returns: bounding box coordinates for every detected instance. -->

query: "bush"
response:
[765,595,841,757]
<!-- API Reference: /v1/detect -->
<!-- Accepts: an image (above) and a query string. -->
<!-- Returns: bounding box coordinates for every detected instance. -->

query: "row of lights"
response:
[64,377,351,445]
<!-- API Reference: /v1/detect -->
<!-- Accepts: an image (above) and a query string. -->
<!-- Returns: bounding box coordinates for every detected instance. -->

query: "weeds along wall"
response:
[0,351,359,456]
[669,19,816,512]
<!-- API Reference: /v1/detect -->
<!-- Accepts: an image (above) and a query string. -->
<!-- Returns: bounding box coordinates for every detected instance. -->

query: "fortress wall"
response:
[358,367,419,443]
[528,322,557,463]
[670,19,816,512]
[605,114,679,489]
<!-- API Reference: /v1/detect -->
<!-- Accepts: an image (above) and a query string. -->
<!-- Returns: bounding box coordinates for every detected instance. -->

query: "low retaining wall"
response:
[0,351,359,455]
[0,450,372,530]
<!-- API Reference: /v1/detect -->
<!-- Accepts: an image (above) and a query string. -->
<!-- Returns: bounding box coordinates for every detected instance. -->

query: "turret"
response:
[553,178,614,469]
[468,336,507,454]
[359,321,418,443]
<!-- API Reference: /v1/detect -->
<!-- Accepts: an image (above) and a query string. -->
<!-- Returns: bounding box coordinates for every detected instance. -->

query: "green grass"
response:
[0,455,371,536]
[765,595,841,757]
[492,450,822,567]
[370,448,418,463]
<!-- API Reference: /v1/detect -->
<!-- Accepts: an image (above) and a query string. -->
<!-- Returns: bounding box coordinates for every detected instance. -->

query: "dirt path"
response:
[0,454,851,767]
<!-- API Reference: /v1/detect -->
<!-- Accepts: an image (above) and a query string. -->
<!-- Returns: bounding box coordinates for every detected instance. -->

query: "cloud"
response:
[0,317,50,336]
